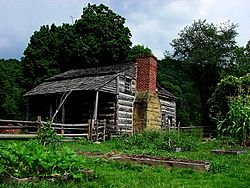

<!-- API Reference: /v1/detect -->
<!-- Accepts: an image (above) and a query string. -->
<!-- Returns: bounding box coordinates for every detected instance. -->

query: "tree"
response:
[158,55,202,126]
[225,40,250,77]
[171,19,238,126]
[0,59,25,119]
[22,4,132,90]
[127,44,152,62]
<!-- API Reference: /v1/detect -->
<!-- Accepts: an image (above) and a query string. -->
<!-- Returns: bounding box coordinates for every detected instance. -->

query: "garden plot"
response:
[78,152,210,171]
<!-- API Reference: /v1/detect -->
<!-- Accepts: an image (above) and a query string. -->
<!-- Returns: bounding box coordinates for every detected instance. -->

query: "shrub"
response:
[37,121,62,147]
[0,140,87,179]
[218,96,250,145]
[115,130,201,152]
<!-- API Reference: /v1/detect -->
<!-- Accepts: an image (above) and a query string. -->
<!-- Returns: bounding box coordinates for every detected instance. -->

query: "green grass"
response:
[0,132,249,188]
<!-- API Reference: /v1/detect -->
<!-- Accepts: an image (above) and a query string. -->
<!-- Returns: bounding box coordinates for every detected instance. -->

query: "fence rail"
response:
[0,118,107,141]
[0,118,215,140]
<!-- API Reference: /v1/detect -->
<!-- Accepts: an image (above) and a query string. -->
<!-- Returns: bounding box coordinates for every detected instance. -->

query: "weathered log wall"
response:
[116,76,136,134]
[160,98,176,127]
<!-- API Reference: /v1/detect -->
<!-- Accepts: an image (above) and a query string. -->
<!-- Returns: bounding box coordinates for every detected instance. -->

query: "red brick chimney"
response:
[136,55,157,93]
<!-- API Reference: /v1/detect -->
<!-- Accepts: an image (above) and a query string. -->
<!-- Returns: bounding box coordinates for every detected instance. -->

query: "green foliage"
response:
[218,96,250,144]
[0,140,86,179]
[127,44,152,62]
[0,59,25,119]
[158,56,202,126]
[210,160,230,173]
[22,4,132,90]
[37,121,62,147]
[209,74,250,125]
[225,42,250,77]
[0,137,250,187]
[171,19,238,126]
[115,130,201,152]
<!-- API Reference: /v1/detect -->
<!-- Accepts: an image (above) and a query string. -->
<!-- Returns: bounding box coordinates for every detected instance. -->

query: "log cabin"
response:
[24,55,176,137]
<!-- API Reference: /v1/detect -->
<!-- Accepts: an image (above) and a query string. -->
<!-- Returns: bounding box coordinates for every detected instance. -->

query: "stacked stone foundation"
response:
[133,91,161,132]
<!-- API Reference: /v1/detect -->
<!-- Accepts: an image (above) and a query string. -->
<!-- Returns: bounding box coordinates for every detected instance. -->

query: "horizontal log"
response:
[0,126,37,129]
[42,121,89,127]
[0,119,37,124]
[98,113,115,117]
[118,113,132,119]
[118,100,133,107]
[118,94,134,102]
[118,106,132,113]
[53,127,87,131]
[57,133,88,137]
[118,119,132,124]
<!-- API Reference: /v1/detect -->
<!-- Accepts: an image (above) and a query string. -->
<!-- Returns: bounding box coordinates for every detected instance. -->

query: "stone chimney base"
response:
[133,91,161,132]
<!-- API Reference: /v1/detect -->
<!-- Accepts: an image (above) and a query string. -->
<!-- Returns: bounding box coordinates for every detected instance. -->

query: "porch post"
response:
[92,90,99,141]
[61,104,65,124]
[61,104,65,134]
[49,102,53,119]
[26,100,30,121]
[93,90,99,122]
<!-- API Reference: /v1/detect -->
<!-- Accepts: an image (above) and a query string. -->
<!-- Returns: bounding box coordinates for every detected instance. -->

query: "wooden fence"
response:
[163,123,215,138]
[0,118,107,141]
[0,118,215,140]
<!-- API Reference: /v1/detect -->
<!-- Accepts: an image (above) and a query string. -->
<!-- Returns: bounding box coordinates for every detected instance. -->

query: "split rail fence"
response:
[0,118,215,140]
[0,118,107,141]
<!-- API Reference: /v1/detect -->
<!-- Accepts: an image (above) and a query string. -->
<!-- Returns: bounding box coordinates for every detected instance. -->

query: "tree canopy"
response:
[157,55,202,126]
[22,3,132,90]
[0,59,25,119]
[171,19,238,126]
[127,44,152,62]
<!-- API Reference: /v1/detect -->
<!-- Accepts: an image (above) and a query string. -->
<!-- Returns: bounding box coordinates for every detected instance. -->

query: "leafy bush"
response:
[218,96,250,145]
[115,130,201,152]
[37,121,62,147]
[0,140,87,179]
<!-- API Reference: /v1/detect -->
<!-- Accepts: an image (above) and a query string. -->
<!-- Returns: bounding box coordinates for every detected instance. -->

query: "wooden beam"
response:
[93,90,99,122]
[49,102,53,118]
[61,104,65,124]
[26,100,30,121]
[51,90,72,123]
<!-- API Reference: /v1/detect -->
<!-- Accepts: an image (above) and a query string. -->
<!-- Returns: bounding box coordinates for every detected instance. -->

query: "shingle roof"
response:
[47,62,136,81]
[158,89,177,100]
[24,74,117,96]
[25,62,136,96]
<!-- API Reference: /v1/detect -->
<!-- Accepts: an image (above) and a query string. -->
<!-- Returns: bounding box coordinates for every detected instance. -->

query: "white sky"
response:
[0,0,250,60]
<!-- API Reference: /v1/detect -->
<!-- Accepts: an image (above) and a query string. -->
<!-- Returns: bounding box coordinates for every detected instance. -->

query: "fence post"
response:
[37,116,42,133]
[177,122,180,135]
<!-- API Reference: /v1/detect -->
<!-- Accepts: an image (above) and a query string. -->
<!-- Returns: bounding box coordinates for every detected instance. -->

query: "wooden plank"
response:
[0,134,37,139]
[52,127,87,131]
[0,126,36,129]
[42,122,88,127]
[111,155,210,171]
[0,119,37,124]
[57,133,88,137]
[118,100,133,107]
[118,106,132,113]
[98,113,115,117]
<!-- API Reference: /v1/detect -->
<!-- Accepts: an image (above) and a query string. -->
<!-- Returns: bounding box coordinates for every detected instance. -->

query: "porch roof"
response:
[24,74,117,96]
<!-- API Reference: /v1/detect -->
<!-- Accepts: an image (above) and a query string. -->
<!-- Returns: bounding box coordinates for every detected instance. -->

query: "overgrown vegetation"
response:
[0,123,92,181]
[36,121,62,147]
[0,130,249,187]
[115,130,201,152]
[0,140,87,180]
